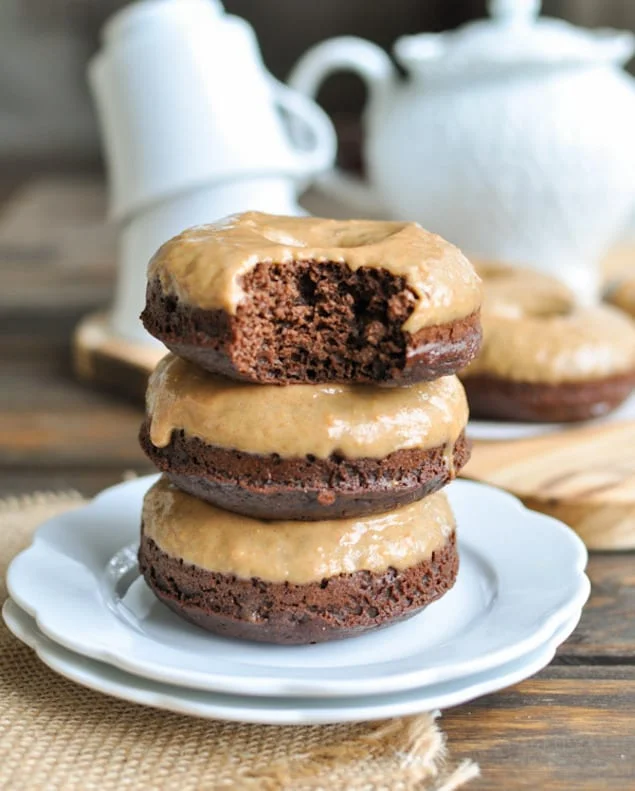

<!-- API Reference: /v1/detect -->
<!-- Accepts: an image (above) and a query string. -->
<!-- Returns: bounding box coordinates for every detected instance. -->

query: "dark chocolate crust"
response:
[138,532,459,644]
[141,262,481,385]
[139,420,470,520]
[463,372,635,422]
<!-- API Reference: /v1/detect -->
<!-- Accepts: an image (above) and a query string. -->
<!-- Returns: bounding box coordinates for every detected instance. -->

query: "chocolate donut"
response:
[140,354,470,520]
[141,212,482,386]
[461,263,635,422]
[138,477,459,645]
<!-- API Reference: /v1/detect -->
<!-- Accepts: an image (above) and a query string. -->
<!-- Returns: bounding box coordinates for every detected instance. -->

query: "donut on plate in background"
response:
[460,262,635,422]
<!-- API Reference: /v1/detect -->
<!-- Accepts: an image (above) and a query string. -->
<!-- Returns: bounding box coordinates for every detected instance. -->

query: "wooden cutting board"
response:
[74,312,165,402]
[463,421,635,550]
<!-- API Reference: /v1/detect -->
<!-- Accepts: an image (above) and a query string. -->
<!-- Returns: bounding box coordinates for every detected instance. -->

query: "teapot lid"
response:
[394,0,635,78]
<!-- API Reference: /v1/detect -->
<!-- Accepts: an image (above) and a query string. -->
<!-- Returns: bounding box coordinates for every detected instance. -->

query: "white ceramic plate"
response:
[7,475,590,698]
[3,598,581,725]
[468,391,635,441]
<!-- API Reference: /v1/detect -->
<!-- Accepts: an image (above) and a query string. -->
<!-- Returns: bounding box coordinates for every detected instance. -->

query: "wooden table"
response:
[2,177,634,790]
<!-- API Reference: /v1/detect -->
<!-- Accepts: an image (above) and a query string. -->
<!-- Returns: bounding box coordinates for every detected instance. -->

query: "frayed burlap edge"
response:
[230,714,479,790]
[0,491,478,791]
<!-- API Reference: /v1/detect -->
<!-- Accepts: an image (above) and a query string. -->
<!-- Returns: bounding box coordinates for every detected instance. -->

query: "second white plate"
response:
[3,598,581,725]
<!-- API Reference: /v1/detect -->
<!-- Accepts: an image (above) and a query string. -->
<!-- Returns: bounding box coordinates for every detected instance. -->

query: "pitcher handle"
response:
[288,36,397,215]
[271,79,337,178]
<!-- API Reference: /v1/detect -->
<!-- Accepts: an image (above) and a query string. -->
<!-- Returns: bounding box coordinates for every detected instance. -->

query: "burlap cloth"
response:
[0,492,479,791]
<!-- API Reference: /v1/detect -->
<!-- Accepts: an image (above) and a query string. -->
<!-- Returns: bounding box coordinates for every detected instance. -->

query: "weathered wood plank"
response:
[444,666,635,790]
[0,409,147,467]
[558,554,635,663]
[0,469,151,500]
[0,176,116,312]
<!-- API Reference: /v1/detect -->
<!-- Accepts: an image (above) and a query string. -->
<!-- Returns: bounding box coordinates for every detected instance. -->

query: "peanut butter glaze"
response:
[147,211,481,333]
[142,477,455,583]
[462,263,635,383]
[147,354,468,458]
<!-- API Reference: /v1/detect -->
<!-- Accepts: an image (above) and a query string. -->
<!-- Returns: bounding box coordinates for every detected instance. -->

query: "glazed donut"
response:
[460,262,635,422]
[139,354,470,520]
[141,211,482,385]
[139,476,458,644]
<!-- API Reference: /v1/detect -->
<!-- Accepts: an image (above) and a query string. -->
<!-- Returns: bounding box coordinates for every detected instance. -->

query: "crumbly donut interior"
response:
[232,261,417,382]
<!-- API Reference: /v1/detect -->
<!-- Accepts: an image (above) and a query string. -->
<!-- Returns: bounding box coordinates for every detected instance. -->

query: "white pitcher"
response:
[112,177,306,345]
[289,0,635,303]
[89,0,336,220]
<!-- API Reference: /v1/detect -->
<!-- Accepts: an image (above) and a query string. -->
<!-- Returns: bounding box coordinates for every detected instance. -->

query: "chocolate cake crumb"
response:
[141,261,481,385]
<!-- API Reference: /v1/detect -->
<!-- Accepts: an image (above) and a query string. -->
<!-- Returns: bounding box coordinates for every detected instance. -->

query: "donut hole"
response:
[258,228,306,247]
[323,224,406,248]
[258,221,407,250]
[525,300,573,319]
[473,261,511,281]
[485,286,575,320]
[487,298,573,320]
[476,261,576,320]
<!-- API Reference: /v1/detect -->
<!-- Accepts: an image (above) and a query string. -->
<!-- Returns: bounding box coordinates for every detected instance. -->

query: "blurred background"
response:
[3,0,634,170]
[3,0,635,498]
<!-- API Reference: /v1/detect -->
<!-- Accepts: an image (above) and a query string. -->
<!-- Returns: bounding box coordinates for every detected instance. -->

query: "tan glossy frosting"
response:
[147,211,481,333]
[147,354,468,458]
[143,477,455,583]
[462,263,635,383]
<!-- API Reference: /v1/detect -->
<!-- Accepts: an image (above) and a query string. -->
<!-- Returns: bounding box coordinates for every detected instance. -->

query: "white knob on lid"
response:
[487,0,541,24]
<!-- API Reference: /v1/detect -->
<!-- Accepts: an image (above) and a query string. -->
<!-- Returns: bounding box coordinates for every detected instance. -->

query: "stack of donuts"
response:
[461,262,635,422]
[137,211,482,644]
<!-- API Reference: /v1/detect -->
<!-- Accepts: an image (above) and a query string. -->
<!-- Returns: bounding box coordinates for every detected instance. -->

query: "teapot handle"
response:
[288,37,397,216]
[271,79,338,177]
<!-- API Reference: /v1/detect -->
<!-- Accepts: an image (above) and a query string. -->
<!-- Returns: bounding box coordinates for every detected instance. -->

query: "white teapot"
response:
[289,0,635,302]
